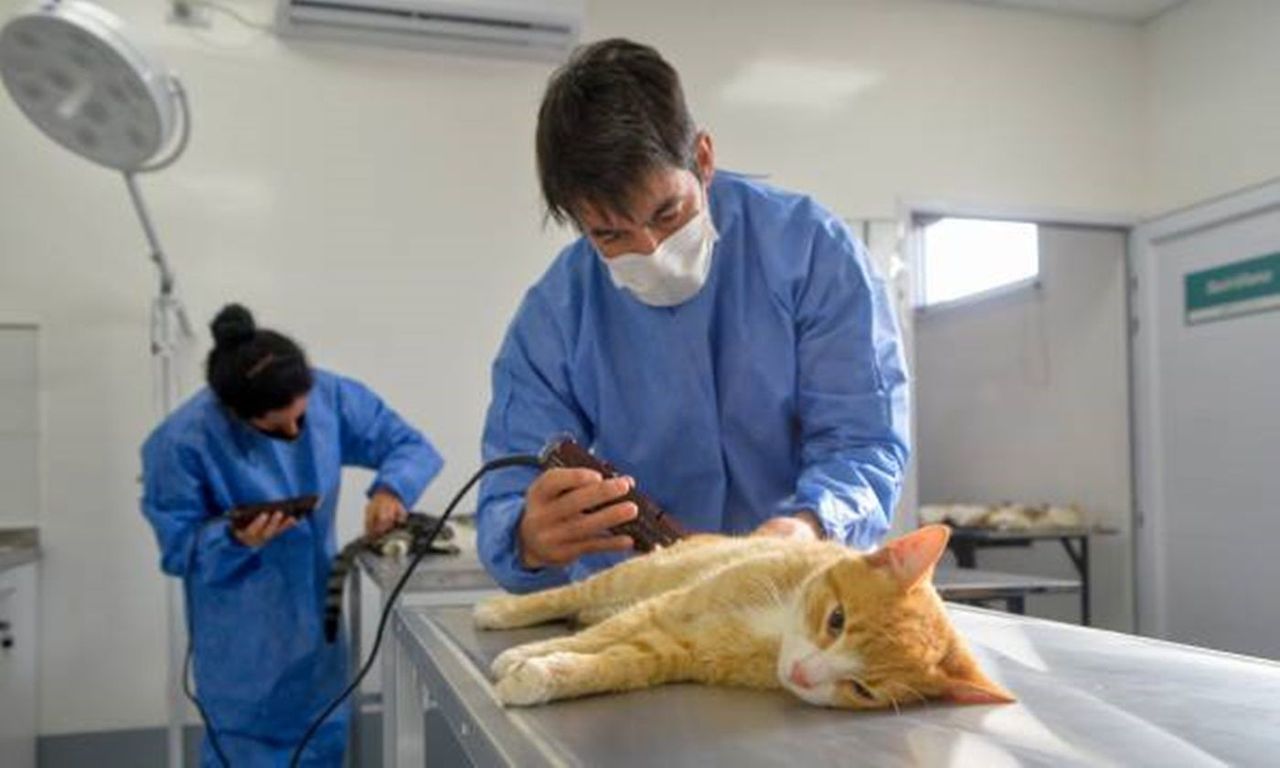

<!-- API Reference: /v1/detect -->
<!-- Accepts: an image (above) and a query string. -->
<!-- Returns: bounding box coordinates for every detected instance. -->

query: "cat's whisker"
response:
[889,680,931,711]
[853,673,901,715]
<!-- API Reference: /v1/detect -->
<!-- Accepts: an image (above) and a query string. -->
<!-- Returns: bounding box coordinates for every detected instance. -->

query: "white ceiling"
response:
[943,0,1187,24]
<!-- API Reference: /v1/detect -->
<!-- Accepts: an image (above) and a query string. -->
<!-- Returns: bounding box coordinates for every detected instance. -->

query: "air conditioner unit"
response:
[274,0,584,60]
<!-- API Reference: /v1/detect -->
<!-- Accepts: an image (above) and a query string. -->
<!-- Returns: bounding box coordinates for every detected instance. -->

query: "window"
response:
[917,217,1039,308]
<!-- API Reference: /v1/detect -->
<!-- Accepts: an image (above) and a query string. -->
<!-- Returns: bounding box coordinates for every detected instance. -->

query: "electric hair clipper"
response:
[539,437,685,552]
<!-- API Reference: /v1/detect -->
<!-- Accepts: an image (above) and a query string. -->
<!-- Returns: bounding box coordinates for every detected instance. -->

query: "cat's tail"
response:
[323,538,367,643]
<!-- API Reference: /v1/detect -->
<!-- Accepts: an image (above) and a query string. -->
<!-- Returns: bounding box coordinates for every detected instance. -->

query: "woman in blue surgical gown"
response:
[140,304,443,767]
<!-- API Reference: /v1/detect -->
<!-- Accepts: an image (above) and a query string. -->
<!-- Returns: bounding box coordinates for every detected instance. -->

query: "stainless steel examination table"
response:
[359,528,1085,767]
[381,601,1280,767]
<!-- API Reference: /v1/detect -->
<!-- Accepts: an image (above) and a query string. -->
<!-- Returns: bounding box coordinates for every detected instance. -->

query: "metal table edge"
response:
[938,582,1081,599]
[0,547,40,573]
[394,606,574,768]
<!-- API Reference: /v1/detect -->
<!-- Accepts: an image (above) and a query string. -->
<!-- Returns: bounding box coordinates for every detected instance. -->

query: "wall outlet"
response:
[168,1,212,29]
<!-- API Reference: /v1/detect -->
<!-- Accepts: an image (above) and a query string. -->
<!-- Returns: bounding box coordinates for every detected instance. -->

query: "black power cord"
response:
[288,454,543,768]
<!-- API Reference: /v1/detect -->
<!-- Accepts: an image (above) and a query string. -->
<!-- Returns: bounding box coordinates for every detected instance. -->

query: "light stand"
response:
[0,3,196,765]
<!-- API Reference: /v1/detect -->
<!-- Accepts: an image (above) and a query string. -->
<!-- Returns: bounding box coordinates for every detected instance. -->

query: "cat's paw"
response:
[491,647,531,678]
[473,597,522,630]
[494,658,555,707]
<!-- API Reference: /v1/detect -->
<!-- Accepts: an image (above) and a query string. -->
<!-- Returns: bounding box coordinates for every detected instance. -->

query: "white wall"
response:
[0,0,1150,735]
[622,0,1146,220]
[914,225,1133,630]
[0,324,39,526]
[1143,0,1280,214]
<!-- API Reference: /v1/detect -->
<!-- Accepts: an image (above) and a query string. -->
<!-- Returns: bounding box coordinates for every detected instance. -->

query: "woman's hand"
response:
[365,489,407,537]
[232,510,298,548]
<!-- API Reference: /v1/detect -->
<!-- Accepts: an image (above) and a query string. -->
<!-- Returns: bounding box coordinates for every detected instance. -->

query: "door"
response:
[1133,182,1280,658]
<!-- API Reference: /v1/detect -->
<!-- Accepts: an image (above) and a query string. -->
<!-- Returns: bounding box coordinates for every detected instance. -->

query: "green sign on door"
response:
[1185,251,1280,325]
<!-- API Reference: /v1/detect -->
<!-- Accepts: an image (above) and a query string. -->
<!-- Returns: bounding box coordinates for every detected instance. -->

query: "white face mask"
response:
[600,185,719,307]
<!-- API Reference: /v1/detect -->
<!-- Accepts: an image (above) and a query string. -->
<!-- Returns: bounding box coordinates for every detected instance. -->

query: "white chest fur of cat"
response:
[474,525,1014,710]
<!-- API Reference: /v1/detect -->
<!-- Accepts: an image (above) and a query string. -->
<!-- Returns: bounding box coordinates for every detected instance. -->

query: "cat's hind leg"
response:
[473,553,666,631]
[482,594,629,631]
[474,543,705,630]
[495,650,665,706]
[494,614,694,707]
[490,598,677,679]
[473,582,587,630]
[574,603,627,626]
[475,536,755,631]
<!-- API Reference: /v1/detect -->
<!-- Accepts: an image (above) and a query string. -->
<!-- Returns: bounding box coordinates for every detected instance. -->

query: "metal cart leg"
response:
[381,604,397,768]
[1060,536,1091,626]
[951,540,978,569]
[1081,536,1090,626]
[347,567,362,768]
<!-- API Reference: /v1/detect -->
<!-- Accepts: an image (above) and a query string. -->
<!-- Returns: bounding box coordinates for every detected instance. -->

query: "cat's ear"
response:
[939,641,1016,705]
[864,525,951,590]
[941,675,1017,705]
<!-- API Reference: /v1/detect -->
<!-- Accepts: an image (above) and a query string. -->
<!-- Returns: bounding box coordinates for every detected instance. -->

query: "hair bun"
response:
[210,303,256,348]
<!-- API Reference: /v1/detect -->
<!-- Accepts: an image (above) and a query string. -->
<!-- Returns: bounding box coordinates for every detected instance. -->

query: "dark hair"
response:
[206,304,313,420]
[536,38,698,226]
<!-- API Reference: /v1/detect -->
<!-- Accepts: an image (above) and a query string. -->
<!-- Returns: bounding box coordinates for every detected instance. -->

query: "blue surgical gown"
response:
[140,370,443,767]
[477,172,911,593]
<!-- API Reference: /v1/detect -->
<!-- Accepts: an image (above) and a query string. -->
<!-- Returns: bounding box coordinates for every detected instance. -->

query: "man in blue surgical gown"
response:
[141,304,442,766]
[477,39,911,593]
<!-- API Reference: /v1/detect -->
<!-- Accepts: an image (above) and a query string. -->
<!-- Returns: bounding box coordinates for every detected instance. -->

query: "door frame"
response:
[899,199,1140,629]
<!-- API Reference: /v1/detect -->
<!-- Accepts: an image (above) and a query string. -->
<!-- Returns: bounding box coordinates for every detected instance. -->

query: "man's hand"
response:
[365,489,407,537]
[518,468,638,569]
[232,511,298,548]
[754,512,823,541]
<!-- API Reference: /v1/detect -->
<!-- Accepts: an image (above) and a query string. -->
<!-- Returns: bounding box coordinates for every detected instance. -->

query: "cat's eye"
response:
[826,606,845,635]
[850,680,875,700]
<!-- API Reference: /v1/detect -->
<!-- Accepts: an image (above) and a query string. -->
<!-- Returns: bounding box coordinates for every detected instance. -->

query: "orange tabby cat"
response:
[474,524,1014,709]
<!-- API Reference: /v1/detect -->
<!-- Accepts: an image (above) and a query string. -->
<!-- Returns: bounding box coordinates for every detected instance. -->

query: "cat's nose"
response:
[788,662,812,688]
